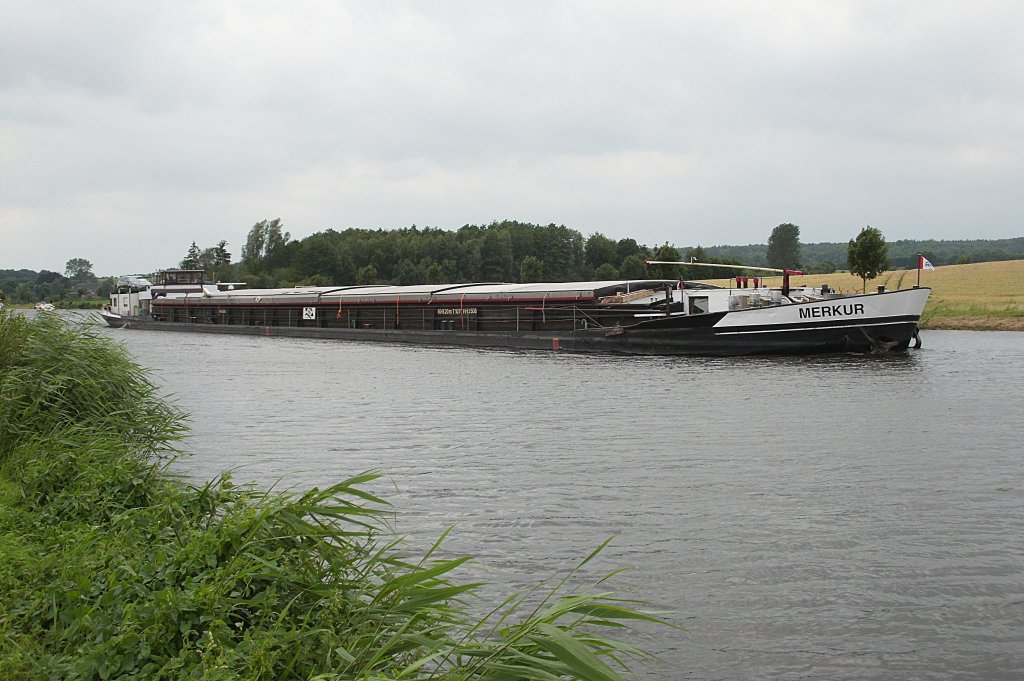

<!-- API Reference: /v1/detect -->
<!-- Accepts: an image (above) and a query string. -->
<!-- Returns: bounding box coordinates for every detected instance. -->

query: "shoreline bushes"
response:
[0,311,668,680]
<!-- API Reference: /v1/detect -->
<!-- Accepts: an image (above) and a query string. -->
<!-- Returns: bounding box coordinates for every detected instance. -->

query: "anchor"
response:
[857,327,899,353]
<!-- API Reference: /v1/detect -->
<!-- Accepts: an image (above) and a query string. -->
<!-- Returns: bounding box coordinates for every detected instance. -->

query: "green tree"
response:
[265,221,292,270]
[198,248,218,272]
[97,278,115,298]
[424,262,446,284]
[615,238,643,266]
[294,234,338,281]
[681,245,708,279]
[593,263,619,280]
[619,254,647,279]
[15,282,32,303]
[241,223,267,266]
[356,264,379,285]
[64,258,95,282]
[766,223,802,270]
[393,258,424,285]
[480,230,513,281]
[519,255,544,283]
[457,240,482,281]
[584,233,617,272]
[808,261,836,274]
[242,219,291,272]
[35,270,64,285]
[534,224,583,281]
[646,243,680,279]
[214,240,231,266]
[181,242,202,269]
[847,226,890,292]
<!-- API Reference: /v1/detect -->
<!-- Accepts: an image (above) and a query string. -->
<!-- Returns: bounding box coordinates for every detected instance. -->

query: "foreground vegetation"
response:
[703,259,1024,331]
[0,311,668,680]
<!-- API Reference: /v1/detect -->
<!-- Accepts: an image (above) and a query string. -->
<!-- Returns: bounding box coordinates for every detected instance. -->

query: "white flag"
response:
[919,255,935,270]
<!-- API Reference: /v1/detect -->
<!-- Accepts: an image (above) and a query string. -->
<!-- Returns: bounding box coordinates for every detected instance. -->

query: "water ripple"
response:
[98,326,1024,680]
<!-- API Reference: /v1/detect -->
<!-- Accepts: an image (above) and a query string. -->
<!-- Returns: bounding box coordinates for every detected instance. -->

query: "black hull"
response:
[117,316,920,356]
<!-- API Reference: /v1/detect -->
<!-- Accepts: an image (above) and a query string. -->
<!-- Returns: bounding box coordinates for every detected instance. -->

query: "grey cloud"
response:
[2,1,1022,275]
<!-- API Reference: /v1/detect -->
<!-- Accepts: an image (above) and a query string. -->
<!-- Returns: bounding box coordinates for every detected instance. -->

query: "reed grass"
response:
[0,309,671,680]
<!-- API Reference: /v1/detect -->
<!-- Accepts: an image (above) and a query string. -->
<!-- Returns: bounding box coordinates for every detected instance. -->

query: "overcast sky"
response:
[2,1,1022,276]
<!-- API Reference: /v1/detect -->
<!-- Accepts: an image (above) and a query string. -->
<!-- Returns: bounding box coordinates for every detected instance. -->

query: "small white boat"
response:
[34,302,56,312]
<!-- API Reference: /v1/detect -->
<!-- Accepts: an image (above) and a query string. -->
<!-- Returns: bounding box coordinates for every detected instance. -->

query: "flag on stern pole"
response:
[916,253,934,287]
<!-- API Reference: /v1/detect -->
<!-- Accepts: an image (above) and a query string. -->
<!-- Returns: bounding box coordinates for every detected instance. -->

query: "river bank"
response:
[0,311,667,680]
[921,316,1024,331]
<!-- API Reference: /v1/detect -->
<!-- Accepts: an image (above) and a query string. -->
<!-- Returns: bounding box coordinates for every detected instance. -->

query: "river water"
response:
[91,318,1023,680]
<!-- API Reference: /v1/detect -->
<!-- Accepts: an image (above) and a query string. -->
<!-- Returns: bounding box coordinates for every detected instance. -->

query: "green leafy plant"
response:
[0,311,674,680]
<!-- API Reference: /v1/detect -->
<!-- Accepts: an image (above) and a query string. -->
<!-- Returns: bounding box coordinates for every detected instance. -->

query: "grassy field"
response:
[700,259,1024,331]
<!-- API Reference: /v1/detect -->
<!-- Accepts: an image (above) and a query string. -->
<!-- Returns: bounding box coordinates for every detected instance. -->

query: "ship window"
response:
[689,296,709,314]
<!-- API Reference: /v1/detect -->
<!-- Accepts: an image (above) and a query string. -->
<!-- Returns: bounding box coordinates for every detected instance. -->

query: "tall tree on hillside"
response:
[647,243,681,279]
[519,256,543,283]
[214,240,231,266]
[242,219,291,272]
[180,242,202,269]
[619,254,647,279]
[264,221,291,270]
[616,238,643,266]
[535,224,582,281]
[847,226,890,293]
[584,233,617,272]
[198,248,218,273]
[356,264,379,285]
[64,258,95,282]
[480,230,513,281]
[241,224,266,265]
[766,223,802,270]
[294,234,338,280]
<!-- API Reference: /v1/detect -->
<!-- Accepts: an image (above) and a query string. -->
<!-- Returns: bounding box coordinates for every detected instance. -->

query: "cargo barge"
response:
[101,267,930,355]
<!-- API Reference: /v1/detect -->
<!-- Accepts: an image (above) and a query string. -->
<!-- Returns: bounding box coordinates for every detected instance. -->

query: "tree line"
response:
[196,219,1012,290]
[0,259,109,307]
[707,236,1024,273]
[3,221,1021,304]
[202,219,785,288]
